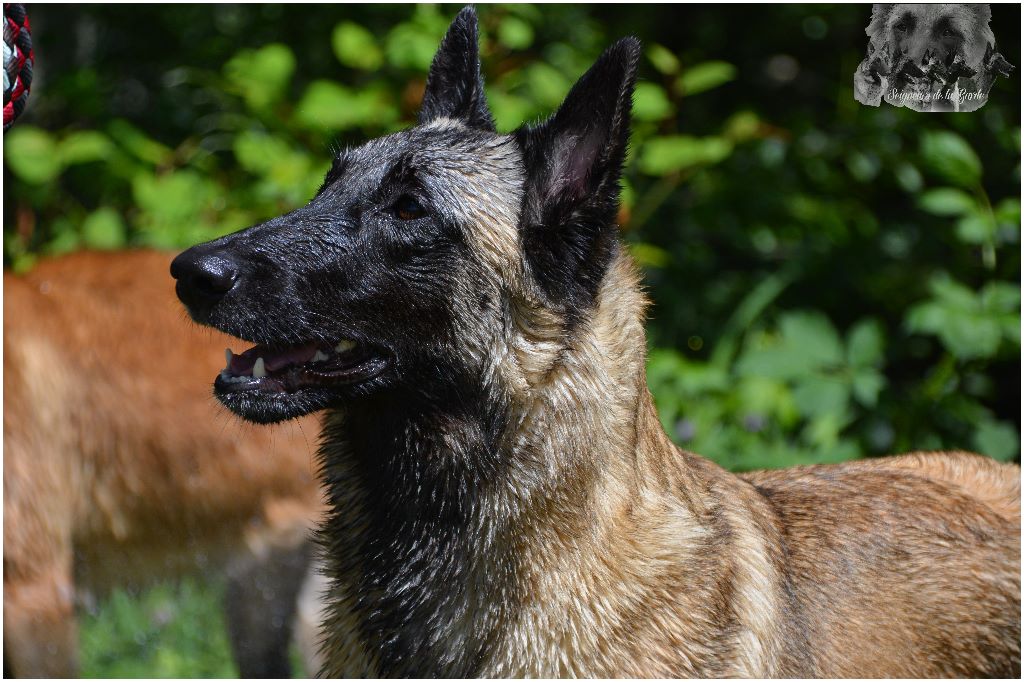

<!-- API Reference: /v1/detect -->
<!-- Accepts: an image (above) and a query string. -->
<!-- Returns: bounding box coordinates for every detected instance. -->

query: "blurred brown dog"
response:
[3,250,325,677]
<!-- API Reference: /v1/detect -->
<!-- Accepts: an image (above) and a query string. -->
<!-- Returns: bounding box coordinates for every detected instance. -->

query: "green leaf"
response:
[632,82,673,122]
[332,22,384,71]
[943,314,1002,359]
[736,312,844,382]
[132,170,214,225]
[294,80,395,131]
[233,130,293,174]
[107,120,173,166]
[851,370,885,407]
[486,89,536,131]
[994,197,1020,226]
[905,301,948,335]
[917,187,976,216]
[525,63,572,108]
[894,162,923,192]
[678,61,736,96]
[779,311,845,369]
[954,214,995,244]
[638,135,733,175]
[723,111,760,142]
[59,131,115,165]
[973,420,1020,461]
[224,43,296,110]
[497,16,534,50]
[929,275,980,309]
[846,318,884,367]
[792,376,849,418]
[385,20,446,71]
[646,44,680,75]
[980,282,1020,313]
[4,127,62,184]
[82,207,127,249]
[920,130,982,188]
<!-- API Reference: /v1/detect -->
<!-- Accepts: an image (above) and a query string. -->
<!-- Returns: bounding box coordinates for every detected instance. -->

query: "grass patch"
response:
[80,578,238,678]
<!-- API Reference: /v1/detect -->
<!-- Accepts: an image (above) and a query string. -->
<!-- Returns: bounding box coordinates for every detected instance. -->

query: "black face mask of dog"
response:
[172,7,639,424]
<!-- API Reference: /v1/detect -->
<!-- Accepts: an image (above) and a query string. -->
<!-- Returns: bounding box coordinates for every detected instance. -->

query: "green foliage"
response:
[906,276,1020,360]
[80,579,237,678]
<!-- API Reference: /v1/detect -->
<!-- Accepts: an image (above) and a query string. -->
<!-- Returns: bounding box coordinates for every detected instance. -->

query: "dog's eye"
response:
[942,28,956,38]
[895,22,907,33]
[394,196,426,221]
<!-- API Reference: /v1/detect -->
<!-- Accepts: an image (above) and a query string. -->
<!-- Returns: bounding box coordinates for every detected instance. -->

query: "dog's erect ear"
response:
[516,37,640,310]
[419,6,495,131]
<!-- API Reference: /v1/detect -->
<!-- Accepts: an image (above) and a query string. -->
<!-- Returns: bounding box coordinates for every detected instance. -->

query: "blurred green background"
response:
[4,3,1020,677]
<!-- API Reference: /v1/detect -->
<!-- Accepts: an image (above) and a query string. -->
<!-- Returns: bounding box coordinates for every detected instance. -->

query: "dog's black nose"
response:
[171,249,239,307]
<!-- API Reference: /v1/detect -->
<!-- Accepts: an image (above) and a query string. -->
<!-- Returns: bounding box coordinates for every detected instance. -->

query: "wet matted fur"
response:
[172,7,1021,677]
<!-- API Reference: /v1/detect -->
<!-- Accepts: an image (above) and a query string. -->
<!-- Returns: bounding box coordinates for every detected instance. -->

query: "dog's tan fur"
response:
[320,234,1020,677]
[3,250,325,677]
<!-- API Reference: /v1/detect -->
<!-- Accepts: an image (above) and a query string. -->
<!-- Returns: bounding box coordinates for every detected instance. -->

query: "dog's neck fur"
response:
[316,251,750,677]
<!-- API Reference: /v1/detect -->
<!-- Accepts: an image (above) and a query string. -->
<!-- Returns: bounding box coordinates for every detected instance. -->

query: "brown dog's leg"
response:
[3,565,79,677]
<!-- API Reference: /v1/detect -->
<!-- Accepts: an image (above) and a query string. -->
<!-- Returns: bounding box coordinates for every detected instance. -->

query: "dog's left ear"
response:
[516,37,640,309]
[419,6,495,131]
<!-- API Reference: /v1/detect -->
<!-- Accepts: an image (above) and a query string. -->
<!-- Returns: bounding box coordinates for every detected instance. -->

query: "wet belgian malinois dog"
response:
[172,7,1021,677]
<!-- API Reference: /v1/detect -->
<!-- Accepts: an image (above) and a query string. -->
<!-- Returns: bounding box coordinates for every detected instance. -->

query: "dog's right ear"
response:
[515,37,640,310]
[419,6,495,131]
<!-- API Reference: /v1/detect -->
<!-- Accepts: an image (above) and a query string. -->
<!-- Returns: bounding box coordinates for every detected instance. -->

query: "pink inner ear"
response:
[550,128,603,203]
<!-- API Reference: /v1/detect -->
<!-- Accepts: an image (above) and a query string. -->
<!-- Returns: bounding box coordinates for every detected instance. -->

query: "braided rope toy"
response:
[3,2,33,132]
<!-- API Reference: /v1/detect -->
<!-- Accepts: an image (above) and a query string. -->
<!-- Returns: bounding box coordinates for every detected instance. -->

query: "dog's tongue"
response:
[228,342,320,375]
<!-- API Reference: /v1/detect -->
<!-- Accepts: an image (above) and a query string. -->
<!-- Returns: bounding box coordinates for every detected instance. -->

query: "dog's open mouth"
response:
[215,338,388,396]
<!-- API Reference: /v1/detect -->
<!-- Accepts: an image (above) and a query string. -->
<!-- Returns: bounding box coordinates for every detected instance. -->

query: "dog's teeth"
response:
[225,348,233,368]
[312,350,329,363]
[252,357,267,378]
[335,339,356,353]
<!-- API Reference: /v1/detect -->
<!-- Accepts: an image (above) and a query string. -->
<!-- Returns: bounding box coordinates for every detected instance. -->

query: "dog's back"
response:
[742,451,1020,677]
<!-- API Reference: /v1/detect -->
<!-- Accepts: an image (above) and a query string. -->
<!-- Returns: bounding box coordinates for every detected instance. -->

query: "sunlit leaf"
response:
[82,208,127,249]
[920,130,982,188]
[632,82,673,122]
[332,22,384,70]
[917,187,976,216]
[846,318,884,367]
[678,60,736,95]
[974,420,1020,461]
[60,131,115,165]
[646,44,680,75]
[497,16,534,50]
[4,127,62,183]
[224,43,296,110]
[638,135,732,175]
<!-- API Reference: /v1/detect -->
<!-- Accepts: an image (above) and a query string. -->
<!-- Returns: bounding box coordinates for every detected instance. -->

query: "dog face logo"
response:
[854,3,1014,111]
[171,8,639,425]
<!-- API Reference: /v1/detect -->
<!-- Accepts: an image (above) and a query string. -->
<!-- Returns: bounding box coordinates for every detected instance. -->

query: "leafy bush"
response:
[4,4,1020,473]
